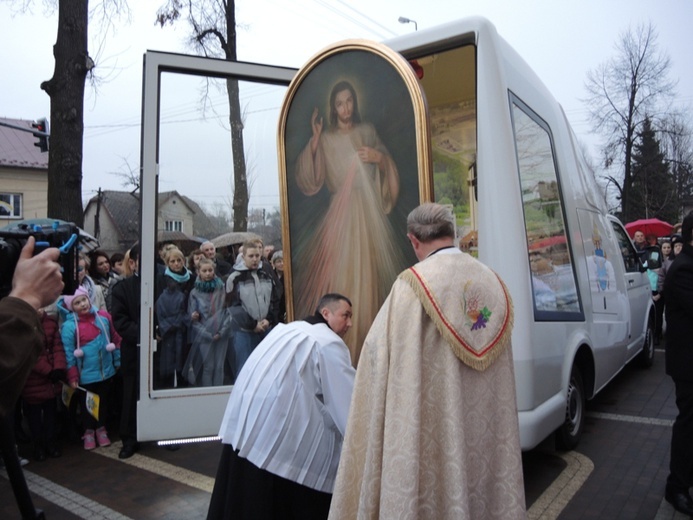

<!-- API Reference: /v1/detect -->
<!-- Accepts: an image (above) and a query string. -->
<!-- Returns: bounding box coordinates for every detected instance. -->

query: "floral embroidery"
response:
[464,281,492,330]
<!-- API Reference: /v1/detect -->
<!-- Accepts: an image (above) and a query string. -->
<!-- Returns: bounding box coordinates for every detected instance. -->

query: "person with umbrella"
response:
[632,230,648,261]
[625,218,674,240]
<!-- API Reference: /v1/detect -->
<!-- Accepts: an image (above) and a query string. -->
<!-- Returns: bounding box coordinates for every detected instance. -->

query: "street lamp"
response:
[398,16,418,31]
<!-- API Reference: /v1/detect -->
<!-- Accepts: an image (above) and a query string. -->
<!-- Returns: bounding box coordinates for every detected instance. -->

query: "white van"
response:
[136,16,655,450]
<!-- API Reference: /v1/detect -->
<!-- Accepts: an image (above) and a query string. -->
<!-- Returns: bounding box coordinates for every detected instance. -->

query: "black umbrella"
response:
[157,230,205,254]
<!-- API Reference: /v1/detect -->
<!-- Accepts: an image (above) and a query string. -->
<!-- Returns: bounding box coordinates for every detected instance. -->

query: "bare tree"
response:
[206,200,232,232]
[247,206,282,249]
[156,0,250,231]
[37,0,91,226]
[9,0,127,226]
[584,22,676,222]
[661,114,693,221]
[109,155,140,192]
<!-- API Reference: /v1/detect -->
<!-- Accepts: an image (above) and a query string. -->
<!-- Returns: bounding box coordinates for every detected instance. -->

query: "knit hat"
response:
[63,286,90,311]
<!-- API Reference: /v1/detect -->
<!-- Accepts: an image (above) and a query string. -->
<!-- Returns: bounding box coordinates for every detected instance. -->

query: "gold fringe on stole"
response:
[399,266,514,372]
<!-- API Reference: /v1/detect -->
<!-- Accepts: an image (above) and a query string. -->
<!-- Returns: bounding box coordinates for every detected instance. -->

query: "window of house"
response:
[165,220,182,232]
[0,193,22,219]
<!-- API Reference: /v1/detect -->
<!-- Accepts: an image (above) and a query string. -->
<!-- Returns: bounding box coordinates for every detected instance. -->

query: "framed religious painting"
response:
[277,39,432,364]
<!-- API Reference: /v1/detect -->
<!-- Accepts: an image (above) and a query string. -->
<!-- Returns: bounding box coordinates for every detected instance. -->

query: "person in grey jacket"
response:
[225,242,279,378]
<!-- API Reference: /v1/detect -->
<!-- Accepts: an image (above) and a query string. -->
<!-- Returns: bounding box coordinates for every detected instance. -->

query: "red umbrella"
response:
[624,218,673,239]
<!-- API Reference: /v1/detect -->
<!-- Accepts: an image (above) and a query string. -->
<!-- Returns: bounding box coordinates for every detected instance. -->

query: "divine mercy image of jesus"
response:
[281,45,427,365]
[288,69,424,366]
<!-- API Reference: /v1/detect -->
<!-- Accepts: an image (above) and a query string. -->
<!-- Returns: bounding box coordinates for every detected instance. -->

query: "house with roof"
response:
[0,117,49,227]
[83,189,227,255]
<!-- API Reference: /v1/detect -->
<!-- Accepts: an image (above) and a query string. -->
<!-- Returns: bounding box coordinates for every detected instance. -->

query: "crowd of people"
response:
[628,215,693,517]
[632,225,685,345]
[2,203,531,520]
[9,206,692,518]
[630,216,693,517]
[9,235,286,463]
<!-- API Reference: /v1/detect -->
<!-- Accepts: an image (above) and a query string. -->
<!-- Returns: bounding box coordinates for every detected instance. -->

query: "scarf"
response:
[194,277,223,293]
[165,267,191,283]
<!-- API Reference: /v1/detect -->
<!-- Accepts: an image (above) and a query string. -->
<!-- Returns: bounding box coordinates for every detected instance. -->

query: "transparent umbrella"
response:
[211,231,262,248]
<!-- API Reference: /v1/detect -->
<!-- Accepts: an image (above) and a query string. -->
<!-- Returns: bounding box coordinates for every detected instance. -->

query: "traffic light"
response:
[31,118,49,153]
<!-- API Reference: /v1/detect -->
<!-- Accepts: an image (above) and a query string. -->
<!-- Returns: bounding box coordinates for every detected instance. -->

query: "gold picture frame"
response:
[277,39,431,363]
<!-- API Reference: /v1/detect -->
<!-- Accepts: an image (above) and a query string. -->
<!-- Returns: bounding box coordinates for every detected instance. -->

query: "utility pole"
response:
[94,188,102,239]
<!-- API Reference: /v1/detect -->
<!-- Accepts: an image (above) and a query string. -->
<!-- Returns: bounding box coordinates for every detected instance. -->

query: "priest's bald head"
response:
[406,203,456,261]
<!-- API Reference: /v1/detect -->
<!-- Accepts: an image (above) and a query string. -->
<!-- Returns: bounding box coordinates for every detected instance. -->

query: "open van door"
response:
[138,51,296,441]
[607,216,653,364]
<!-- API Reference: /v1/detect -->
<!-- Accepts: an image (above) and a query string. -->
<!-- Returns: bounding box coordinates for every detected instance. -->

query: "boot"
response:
[46,440,62,458]
[33,441,46,462]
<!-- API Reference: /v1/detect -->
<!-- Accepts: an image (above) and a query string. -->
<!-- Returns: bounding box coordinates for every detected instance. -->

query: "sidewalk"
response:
[554,348,685,519]
[1,348,687,519]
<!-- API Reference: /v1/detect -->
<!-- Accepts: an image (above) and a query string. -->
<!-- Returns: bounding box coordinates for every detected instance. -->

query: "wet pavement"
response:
[1,347,688,519]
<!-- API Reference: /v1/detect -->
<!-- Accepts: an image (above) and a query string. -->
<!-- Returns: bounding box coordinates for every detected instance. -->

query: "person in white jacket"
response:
[207,293,355,520]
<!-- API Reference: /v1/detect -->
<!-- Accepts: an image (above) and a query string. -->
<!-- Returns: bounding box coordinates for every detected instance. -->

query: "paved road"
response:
[0,348,688,519]
[526,348,685,519]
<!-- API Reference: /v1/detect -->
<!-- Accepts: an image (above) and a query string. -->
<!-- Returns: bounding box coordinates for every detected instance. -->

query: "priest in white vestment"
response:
[208,294,356,520]
[329,203,526,520]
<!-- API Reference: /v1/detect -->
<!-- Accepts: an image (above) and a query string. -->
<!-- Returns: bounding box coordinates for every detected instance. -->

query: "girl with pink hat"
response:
[59,287,121,450]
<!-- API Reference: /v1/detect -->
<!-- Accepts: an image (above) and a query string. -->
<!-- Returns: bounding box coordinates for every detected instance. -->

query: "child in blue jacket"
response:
[60,287,121,450]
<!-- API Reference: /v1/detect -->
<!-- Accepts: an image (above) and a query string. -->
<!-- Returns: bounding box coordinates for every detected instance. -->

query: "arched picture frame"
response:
[277,39,431,364]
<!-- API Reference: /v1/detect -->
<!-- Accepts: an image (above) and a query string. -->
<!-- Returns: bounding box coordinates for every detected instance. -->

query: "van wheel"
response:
[555,366,585,451]
[637,319,655,368]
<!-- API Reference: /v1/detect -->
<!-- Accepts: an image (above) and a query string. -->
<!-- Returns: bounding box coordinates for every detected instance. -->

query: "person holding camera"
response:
[0,237,64,419]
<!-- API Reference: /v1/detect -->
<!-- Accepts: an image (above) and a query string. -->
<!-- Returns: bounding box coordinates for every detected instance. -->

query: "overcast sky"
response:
[1,0,691,215]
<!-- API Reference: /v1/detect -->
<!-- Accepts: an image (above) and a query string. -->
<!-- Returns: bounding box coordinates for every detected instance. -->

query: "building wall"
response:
[0,168,47,227]
[159,195,194,234]
[82,193,200,256]
[83,204,125,256]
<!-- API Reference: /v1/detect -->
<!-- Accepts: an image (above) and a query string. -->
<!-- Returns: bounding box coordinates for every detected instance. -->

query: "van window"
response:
[610,221,642,273]
[510,96,581,319]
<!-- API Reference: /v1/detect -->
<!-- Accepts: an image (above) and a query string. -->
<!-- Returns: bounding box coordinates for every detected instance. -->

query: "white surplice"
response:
[218,320,355,493]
